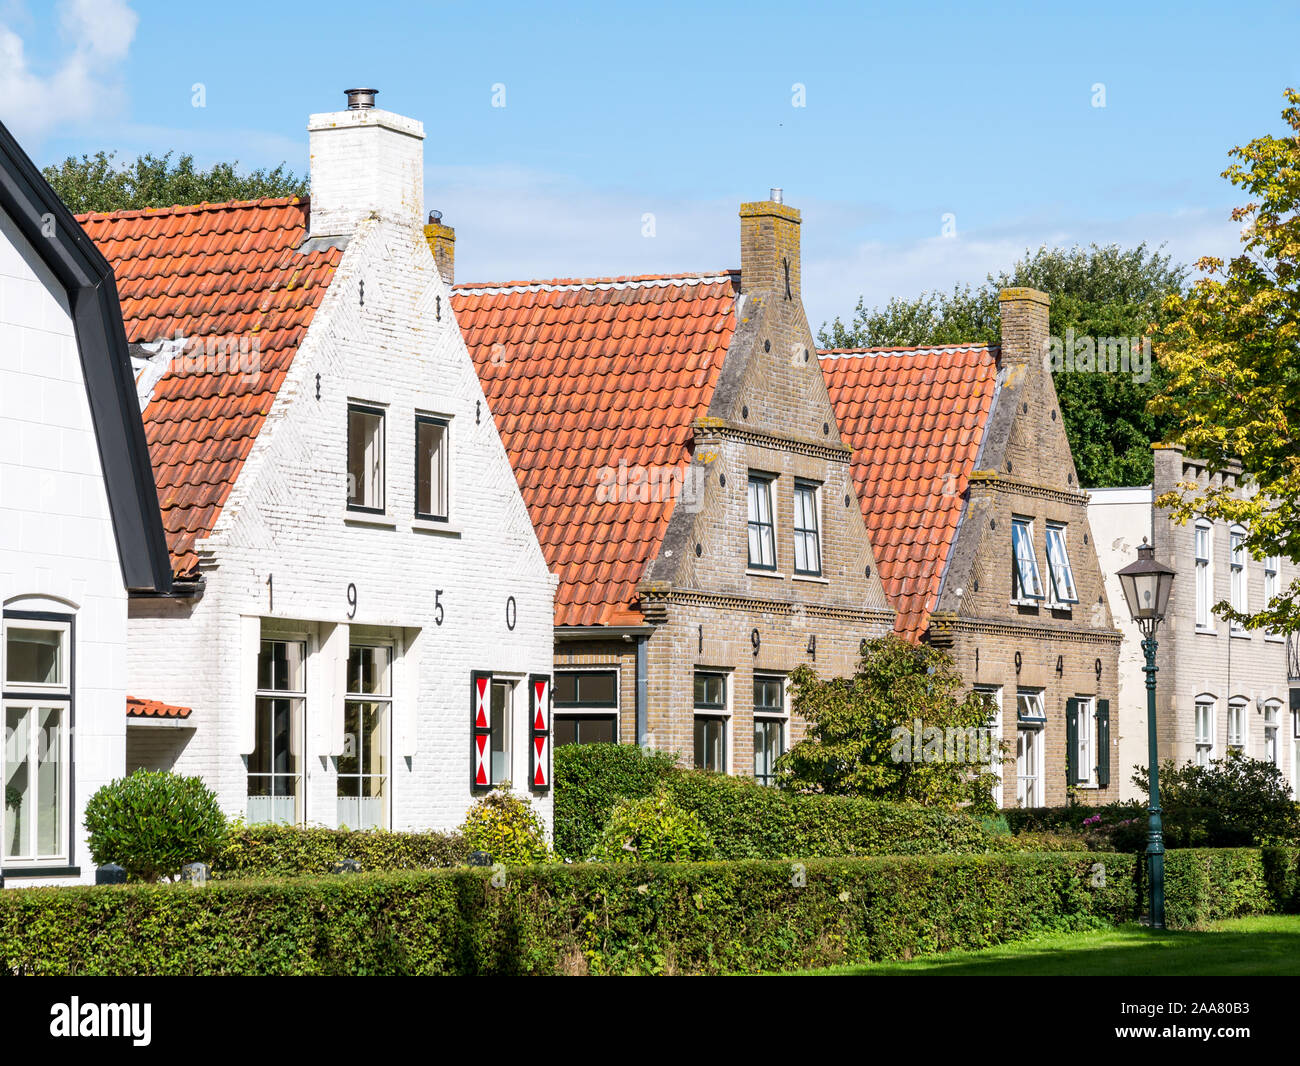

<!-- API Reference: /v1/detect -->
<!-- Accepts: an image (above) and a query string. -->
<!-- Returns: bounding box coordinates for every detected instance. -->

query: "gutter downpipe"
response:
[636,635,648,748]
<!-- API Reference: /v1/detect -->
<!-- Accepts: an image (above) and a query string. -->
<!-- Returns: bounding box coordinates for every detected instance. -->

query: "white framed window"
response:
[1264,556,1282,638]
[975,685,1004,808]
[1011,517,1045,603]
[489,678,514,785]
[1229,527,1248,631]
[1195,697,1215,766]
[1195,521,1213,630]
[1045,523,1079,606]
[1227,698,1247,755]
[553,669,618,747]
[1073,697,1096,786]
[347,402,386,513]
[747,475,777,571]
[1264,701,1281,766]
[415,414,450,521]
[338,643,391,828]
[1015,688,1045,807]
[753,674,787,786]
[3,614,72,866]
[248,638,306,825]
[792,481,822,576]
[693,671,728,772]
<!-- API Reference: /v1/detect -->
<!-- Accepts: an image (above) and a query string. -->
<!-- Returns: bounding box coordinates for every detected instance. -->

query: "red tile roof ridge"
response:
[76,196,308,223]
[126,696,193,719]
[454,269,740,294]
[819,343,993,357]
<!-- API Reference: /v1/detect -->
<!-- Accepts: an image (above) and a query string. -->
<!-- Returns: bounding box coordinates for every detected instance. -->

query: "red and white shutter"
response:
[471,671,492,791]
[529,673,552,791]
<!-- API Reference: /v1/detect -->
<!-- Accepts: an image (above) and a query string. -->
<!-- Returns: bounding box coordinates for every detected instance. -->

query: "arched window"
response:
[1227,696,1249,755]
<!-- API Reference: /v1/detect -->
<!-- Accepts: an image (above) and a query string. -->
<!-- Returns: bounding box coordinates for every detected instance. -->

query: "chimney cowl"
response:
[770,187,783,204]
[345,87,378,110]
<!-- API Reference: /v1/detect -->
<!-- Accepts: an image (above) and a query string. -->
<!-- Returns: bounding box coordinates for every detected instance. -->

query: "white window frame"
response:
[338,641,393,829]
[1229,527,1248,632]
[1227,698,1248,755]
[553,667,620,747]
[1264,701,1281,767]
[975,684,1004,808]
[347,401,386,514]
[693,670,731,773]
[1011,517,1045,603]
[1075,696,1097,788]
[1195,697,1215,766]
[248,636,307,826]
[1264,556,1282,640]
[2,613,73,868]
[1015,725,1044,808]
[746,474,777,572]
[1044,523,1079,607]
[752,673,788,786]
[792,481,822,577]
[1195,521,1213,631]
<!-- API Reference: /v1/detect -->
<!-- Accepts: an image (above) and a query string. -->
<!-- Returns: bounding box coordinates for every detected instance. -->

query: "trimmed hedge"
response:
[553,744,997,860]
[216,823,468,878]
[5,849,1291,975]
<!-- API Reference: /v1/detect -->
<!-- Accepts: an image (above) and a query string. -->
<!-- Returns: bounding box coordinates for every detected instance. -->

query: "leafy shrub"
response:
[5,849,1291,975]
[216,823,468,878]
[457,785,550,864]
[592,792,714,863]
[83,770,228,882]
[553,743,678,858]
[553,743,998,861]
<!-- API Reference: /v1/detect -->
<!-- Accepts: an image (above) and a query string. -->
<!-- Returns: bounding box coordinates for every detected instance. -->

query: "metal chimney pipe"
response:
[770,187,783,204]
[345,88,377,110]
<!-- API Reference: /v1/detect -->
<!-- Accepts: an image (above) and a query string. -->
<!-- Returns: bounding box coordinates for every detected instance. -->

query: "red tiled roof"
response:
[453,272,739,626]
[79,199,341,578]
[821,344,999,640]
[126,696,193,720]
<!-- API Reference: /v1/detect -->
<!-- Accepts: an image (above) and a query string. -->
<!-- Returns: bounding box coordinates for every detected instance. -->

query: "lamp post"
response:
[1116,537,1177,929]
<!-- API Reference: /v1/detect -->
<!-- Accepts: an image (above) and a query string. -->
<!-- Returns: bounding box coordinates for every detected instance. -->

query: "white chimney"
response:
[307,88,425,237]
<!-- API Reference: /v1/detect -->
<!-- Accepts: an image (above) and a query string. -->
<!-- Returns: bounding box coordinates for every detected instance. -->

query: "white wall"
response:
[127,216,556,835]
[1087,487,1153,801]
[0,208,128,885]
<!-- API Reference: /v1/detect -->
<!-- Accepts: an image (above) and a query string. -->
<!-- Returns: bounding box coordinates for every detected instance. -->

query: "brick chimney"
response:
[424,211,455,285]
[308,88,425,238]
[740,189,800,299]
[997,287,1051,367]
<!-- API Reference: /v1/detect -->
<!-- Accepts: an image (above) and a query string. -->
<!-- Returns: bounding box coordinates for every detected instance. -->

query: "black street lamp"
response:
[1116,537,1177,929]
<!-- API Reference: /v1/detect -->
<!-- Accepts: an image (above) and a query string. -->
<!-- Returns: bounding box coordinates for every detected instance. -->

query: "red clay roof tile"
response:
[126,696,193,720]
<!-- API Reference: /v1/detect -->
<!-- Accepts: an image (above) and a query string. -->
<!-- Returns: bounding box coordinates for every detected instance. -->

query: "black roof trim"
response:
[0,119,172,594]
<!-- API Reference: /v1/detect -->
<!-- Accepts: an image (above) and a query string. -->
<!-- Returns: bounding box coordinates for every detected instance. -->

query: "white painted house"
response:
[1,119,174,885]
[82,90,556,834]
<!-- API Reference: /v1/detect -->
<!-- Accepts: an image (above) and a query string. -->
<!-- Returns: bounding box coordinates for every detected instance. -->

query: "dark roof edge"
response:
[0,118,172,594]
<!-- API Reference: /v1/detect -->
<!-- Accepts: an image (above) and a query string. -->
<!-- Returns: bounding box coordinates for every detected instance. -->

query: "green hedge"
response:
[553,744,997,861]
[215,823,468,878]
[6,849,1290,975]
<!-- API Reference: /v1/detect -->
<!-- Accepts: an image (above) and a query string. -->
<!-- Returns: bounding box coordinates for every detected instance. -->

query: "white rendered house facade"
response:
[1,119,173,885]
[86,92,557,834]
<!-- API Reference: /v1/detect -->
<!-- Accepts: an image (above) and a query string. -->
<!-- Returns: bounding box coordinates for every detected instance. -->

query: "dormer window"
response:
[347,403,385,513]
[747,473,776,571]
[1011,517,1044,603]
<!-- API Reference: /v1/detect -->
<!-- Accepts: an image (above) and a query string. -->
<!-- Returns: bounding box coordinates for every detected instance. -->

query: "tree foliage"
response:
[777,635,999,812]
[820,244,1187,487]
[42,150,307,214]
[1152,89,1300,633]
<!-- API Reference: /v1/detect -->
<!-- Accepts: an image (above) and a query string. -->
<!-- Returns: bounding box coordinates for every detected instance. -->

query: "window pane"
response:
[5,628,62,686]
[347,407,384,510]
[754,677,783,711]
[754,719,782,784]
[4,707,30,858]
[347,645,391,696]
[258,640,305,693]
[694,672,724,709]
[555,715,616,746]
[37,707,64,856]
[416,418,448,519]
[694,717,725,771]
[491,680,512,783]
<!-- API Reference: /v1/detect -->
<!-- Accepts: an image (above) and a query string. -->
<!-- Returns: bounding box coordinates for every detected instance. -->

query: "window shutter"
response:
[322,623,350,757]
[394,628,419,759]
[471,671,492,791]
[1065,698,1080,785]
[529,673,552,792]
[237,615,261,755]
[1096,699,1111,788]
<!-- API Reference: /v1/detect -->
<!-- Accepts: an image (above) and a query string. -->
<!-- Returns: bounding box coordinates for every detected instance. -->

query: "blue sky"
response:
[2,0,1297,329]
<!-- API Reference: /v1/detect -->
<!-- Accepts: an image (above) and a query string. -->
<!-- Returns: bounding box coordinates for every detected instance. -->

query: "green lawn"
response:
[793,915,1300,976]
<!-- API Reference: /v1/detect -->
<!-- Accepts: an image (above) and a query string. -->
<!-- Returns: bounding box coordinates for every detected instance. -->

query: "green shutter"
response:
[1096,699,1111,788]
[1066,698,1080,785]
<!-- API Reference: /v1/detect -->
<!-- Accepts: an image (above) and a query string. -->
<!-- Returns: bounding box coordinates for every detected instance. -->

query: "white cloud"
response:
[0,0,137,143]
